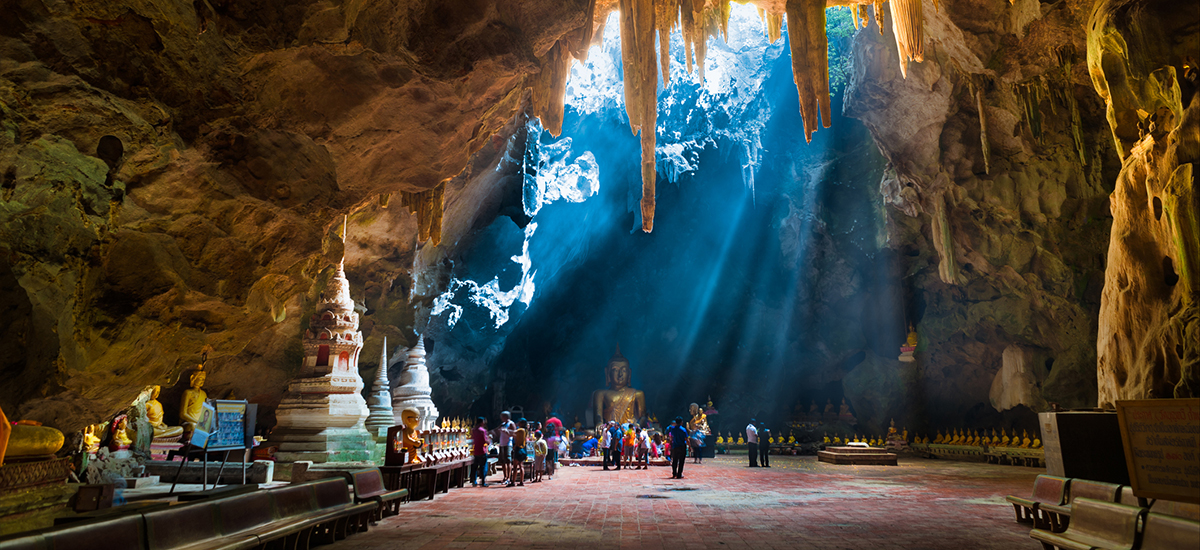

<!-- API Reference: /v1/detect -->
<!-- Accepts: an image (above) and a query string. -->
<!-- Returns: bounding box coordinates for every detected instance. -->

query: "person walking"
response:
[667,416,689,479]
[746,418,759,467]
[759,427,771,467]
[636,426,650,469]
[471,416,490,487]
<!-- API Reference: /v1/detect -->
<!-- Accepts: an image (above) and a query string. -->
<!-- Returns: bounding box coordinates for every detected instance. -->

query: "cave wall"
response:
[0,0,590,433]
[842,0,1124,430]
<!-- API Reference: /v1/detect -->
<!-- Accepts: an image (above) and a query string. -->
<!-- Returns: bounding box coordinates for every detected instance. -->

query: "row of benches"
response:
[0,468,408,550]
[1007,474,1199,550]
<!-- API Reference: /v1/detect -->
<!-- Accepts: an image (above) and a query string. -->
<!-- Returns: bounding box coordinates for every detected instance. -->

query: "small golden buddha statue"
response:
[146,385,184,440]
[952,429,963,445]
[82,425,101,454]
[832,436,841,444]
[1032,436,1042,449]
[788,434,795,444]
[716,434,724,444]
[687,403,710,435]
[823,435,830,444]
[736,434,745,445]
[1020,430,1031,448]
[933,431,944,444]
[902,428,908,442]
[180,366,209,432]
[400,407,424,464]
[1000,429,1011,447]
[591,347,646,425]
[110,415,133,451]
[973,430,983,446]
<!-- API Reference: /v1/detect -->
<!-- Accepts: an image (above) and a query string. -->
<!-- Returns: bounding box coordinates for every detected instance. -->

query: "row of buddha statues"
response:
[790,398,858,425]
[391,408,471,466]
[921,428,1043,449]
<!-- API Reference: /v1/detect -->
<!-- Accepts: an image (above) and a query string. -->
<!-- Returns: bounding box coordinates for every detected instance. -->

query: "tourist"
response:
[759,426,771,467]
[579,434,597,458]
[508,419,528,487]
[635,426,650,469]
[601,421,614,469]
[610,422,624,470]
[746,418,759,467]
[471,416,490,487]
[623,423,637,469]
[545,426,560,479]
[690,427,705,464]
[497,411,515,483]
[667,416,689,479]
[532,430,547,482]
[651,431,664,459]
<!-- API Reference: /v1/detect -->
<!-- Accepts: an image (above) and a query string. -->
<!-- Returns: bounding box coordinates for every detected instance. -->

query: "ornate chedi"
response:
[268,255,374,463]
[391,337,439,432]
[364,337,396,442]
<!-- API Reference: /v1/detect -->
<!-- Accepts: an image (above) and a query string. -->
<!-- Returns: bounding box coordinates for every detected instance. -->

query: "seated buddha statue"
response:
[838,399,857,424]
[687,403,709,435]
[1020,430,1031,448]
[180,366,209,433]
[591,347,646,426]
[788,434,795,444]
[82,425,101,454]
[715,434,724,445]
[972,430,983,446]
[109,415,133,452]
[1031,436,1042,449]
[736,434,745,445]
[0,406,65,465]
[950,429,962,445]
[1000,429,1011,447]
[146,385,184,440]
[822,435,830,444]
[400,407,425,464]
[933,431,943,444]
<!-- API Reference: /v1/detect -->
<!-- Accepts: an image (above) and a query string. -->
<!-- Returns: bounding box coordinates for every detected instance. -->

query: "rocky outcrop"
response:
[1088,0,1199,404]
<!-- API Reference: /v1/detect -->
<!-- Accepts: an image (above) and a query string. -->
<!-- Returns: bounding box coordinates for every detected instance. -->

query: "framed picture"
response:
[210,400,249,451]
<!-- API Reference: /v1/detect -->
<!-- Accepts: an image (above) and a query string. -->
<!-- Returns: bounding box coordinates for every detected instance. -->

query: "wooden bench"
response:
[0,513,147,550]
[256,478,375,548]
[1007,474,1070,529]
[53,500,172,525]
[176,483,260,502]
[1039,479,1122,532]
[347,468,408,522]
[1029,497,1144,550]
[1140,511,1200,549]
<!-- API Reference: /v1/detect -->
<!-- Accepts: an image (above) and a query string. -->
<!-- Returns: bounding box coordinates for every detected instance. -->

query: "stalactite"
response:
[400,182,444,245]
[718,0,732,43]
[1015,79,1046,144]
[619,0,659,232]
[656,0,680,85]
[785,0,831,143]
[931,188,961,285]
[566,0,598,62]
[765,11,783,44]
[972,77,991,175]
[888,0,924,78]
[530,39,573,137]
[873,0,885,35]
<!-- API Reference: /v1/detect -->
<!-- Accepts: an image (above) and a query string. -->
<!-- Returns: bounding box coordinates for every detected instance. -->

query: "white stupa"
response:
[364,337,396,441]
[268,218,375,462]
[391,336,439,431]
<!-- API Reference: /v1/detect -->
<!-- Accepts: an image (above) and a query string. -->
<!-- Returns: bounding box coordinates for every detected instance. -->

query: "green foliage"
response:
[826,7,856,96]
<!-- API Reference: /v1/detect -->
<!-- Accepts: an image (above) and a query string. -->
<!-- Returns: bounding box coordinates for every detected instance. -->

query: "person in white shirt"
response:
[601,421,615,470]
[497,411,515,482]
[746,419,760,467]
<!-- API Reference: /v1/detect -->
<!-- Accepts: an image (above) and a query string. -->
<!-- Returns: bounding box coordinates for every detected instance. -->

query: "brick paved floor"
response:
[329,455,1043,549]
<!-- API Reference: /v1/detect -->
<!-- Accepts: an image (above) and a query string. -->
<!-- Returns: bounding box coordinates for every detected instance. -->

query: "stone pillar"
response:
[392,336,439,431]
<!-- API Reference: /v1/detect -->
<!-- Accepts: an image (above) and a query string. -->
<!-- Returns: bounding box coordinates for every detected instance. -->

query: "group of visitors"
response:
[745,418,771,467]
[470,411,567,488]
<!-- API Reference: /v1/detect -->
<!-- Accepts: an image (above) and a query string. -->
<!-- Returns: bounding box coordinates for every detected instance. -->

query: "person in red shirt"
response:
[471,416,491,487]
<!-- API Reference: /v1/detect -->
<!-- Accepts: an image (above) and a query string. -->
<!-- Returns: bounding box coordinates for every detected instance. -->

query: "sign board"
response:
[189,402,217,447]
[210,400,250,451]
[1116,398,1200,504]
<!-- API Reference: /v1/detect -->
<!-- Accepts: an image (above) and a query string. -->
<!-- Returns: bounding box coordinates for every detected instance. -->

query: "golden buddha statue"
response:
[180,366,209,432]
[950,429,962,445]
[906,326,919,347]
[823,435,830,444]
[82,425,101,454]
[933,431,943,444]
[0,406,65,465]
[902,428,908,442]
[716,434,724,444]
[400,408,424,464]
[736,434,745,445]
[1032,436,1042,449]
[110,415,133,451]
[687,403,710,435]
[1000,429,1011,447]
[972,430,982,446]
[1020,430,1031,448]
[591,347,646,426]
[146,385,184,440]
[788,434,796,444]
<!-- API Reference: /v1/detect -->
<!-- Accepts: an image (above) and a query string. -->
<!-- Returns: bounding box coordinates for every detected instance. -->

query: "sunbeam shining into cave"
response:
[427,4,897,430]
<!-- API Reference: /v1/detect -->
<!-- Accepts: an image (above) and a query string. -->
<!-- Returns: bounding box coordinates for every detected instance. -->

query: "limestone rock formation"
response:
[1088,0,1199,403]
